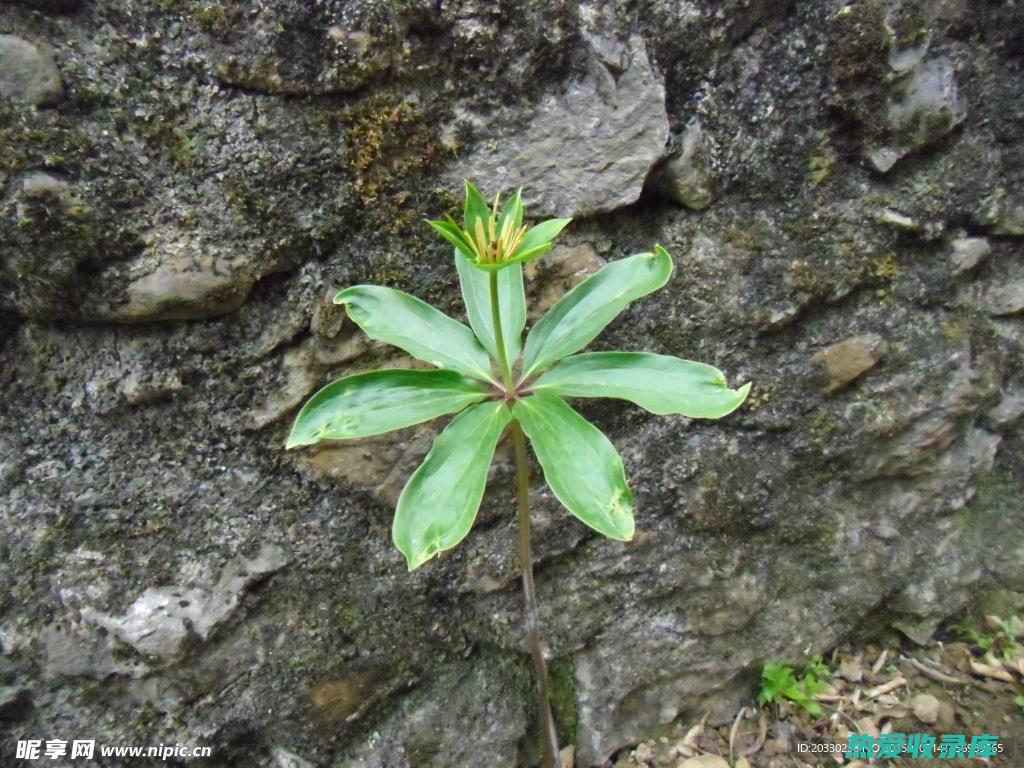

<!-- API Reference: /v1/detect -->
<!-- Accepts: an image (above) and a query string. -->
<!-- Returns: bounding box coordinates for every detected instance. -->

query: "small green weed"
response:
[758,656,830,717]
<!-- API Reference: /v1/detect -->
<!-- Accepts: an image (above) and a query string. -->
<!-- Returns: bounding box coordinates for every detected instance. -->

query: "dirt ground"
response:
[603,617,1024,768]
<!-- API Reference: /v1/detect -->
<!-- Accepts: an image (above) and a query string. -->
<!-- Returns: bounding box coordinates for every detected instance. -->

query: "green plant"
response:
[287,181,750,767]
[1015,693,1024,715]
[958,615,1023,662]
[758,658,829,717]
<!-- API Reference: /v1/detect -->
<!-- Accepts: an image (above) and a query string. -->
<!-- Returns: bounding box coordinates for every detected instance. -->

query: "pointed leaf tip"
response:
[533,353,751,419]
[513,394,635,541]
[286,369,488,446]
[335,285,494,382]
[393,401,512,570]
[522,251,674,378]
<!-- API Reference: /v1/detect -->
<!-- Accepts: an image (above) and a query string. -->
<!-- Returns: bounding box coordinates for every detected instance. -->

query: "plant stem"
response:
[488,271,514,392]
[489,269,558,766]
[511,419,560,768]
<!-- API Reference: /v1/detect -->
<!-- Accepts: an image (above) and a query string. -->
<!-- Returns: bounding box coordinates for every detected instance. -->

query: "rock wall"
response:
[2,1,1023,766]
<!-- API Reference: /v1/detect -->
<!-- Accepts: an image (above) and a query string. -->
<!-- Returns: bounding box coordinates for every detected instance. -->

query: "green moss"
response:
[338,92,447,234]
[807,133,838,187]
[548,658,578,746]
[829,0,891,83]
[723,227,766,252]
[195,3,239,38]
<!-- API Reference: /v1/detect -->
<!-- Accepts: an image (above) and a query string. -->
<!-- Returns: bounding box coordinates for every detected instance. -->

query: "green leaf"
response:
[336,285,495,383]
[521,246,674,378]
[500,187,524,232]
[455,250,526,364]
[533,352,750,418]
[286,369,488,448]
[426,218,475,260]
[512,394,634,541]
[514,217,571,257]
[463,179,490,232]
[393,400,512,570]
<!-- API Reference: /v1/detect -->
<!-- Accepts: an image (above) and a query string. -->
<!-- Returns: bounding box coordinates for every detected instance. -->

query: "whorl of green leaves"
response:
[288,182,750,570]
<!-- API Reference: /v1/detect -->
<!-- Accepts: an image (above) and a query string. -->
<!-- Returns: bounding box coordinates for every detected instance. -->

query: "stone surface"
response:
[7,0,82,11]
[1,1,1024,767]
[524,243,607,320]
[81,545,286,662]
[866,57,965,172]
[811,334,889,394]
[0,685,32,721]
[677,757,730,768]
[965,280,1024,317]
[650,119,716,211]
[985,391,1024,432]
[948,236,991,274]
[0,34,62,107]
[448,35,668,217]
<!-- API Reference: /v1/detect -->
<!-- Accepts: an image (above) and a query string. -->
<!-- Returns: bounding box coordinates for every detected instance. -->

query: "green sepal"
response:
[513,218,571,259]
[463,179,490,233]
[426,218,476,261]
[500,187,524,232]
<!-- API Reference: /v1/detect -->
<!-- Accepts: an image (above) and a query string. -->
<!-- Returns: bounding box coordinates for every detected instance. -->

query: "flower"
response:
[426,180,571,271]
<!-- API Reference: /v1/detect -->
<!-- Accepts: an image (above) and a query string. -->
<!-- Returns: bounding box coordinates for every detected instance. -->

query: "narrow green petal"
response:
[463,179,490,233]
[504,242,554,267]
[394,401,512,569]
[286,369,487,448]
[426,219,476,260]
[513,218,571,259]
[500,188,524,233]
[512,394,635,541]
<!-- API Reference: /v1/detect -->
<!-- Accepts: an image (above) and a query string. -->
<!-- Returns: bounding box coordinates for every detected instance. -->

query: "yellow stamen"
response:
[498,216,513,253]
[474,219,489,262]
[507,225,527,256]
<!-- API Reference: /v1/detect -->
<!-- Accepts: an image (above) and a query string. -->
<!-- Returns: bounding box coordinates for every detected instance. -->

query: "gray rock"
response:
[211,2,404,96]
[866,57,965,172]
[651,119,716,211]
[42,624,145,680]
[107,238,256,323]
[21,171,69,201]
[271,745,315,768]
[448,36,668,217]
[948,236,991,274]
[965,280,1024,316]
[0,35,63,107]
[2,2,1024,766]
[985,391,1024,431]
[811,333,889,394]
[911,693,941,725]
[981,194,1024,236]
[82,545,286,661]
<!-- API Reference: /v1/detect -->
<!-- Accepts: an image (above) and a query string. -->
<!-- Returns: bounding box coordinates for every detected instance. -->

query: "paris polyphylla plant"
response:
[287,181,750,768]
